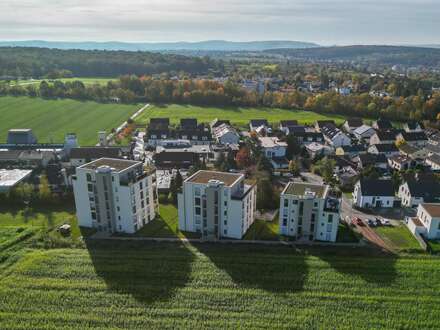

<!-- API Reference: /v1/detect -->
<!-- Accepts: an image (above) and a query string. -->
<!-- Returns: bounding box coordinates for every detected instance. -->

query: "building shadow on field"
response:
[84,239,194,304]
[308,245,398,286]
[195,243,308,293]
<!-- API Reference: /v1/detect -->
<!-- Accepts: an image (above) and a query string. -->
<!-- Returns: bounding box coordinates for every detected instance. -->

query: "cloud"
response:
[0,0,439,44]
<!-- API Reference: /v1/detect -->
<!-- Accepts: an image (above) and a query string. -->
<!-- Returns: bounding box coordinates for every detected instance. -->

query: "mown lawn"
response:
[0,96,139,145]
[135,204,200,239]
[1,242,440,329]
[135,104,346,127]
[374,224,423,253]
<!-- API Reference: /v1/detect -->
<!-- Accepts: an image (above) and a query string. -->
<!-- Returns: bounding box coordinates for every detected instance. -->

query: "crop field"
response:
[135,104,346,127]
[0,242,440,329]
[0,96,139,145]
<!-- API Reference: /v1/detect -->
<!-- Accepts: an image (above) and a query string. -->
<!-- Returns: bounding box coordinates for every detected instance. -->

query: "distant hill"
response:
[264,45,440,67]
[0,40,319,52]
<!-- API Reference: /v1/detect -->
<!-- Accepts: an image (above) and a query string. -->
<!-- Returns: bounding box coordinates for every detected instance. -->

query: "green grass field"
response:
[374,224,422,253]
[7,77,116,86]
[0,96,139,145]
[136,104,346,127]
[1,241,440,329]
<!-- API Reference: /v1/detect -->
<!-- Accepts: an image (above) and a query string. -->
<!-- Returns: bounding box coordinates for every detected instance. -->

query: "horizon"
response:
[1,1,439,45]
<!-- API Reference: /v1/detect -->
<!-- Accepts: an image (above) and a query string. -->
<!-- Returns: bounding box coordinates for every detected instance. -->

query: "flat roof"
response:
[81,158,140,172]
[259,137,287,148]
[186,170,242,187]
[283,181,328,198]
[421,203,440,218]
[0,169,33,191]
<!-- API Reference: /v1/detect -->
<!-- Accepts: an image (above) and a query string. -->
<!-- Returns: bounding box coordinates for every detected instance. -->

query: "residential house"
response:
[335,145,367,158]
[292,131,324,146]
[210,119,231,130]
[72,158,156,234]
[249,119,269,132]
[396,132,428,148]
[343,118,363,133]
[212,123,240,145]
[368,143,400,158]
[372,118,393,131]
[399,144,428,162]
[154,151,199,169]
[321,126,351,148]
[0,169,33,193]
[369,131,398,145]
[315,120,336,132]
[353,178,396,208]
[403,121,424,133]
[176,119,212,145]
[425,142,440,157]
[388,154,416,171]
[354,154,388,170]
[279,120,300,135]
[399,177,440,207]
[178,170,257,239]
[407,204,440,240]
[258,137,288,169]
[305,142,333,159]
[146,118,171,146]
[279,182,340,242]
[426,154,440,171]
[353,125,376,140]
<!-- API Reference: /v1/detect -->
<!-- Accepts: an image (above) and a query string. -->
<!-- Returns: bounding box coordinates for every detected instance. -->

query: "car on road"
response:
[351,217,364,226]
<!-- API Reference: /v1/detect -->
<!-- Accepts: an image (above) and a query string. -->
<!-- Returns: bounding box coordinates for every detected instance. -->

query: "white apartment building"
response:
[279,182,340,242]
[73,158,156,234]
[178,170,256,239]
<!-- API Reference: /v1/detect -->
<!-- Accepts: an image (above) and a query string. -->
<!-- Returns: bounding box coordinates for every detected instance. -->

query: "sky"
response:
[0,0,439,45]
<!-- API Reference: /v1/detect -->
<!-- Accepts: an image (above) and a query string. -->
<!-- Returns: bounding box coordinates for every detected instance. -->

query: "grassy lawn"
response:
[0,96,140,145]
[243,219,279,241]
[135,204,200,239]
[374,224,423,253]
[135,104,346,127]
[1,241,440,329]
[0,202,85,243]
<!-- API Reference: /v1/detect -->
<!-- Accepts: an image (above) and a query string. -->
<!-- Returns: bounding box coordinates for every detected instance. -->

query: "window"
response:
[195,187,201,196]
[299,202,304,215]
[224,220,228,225]
[195,207,201,215]
[224,229,227,235]
[328,214,334,223]
[195,197,201,206]
[86,173,92,182]
[284,199,288,207]
[140,191,144,199]
[87,183,93,192]
[91,212,96,220]
[139,181,143,190]
[292,200,298,205]
[298,217,303,225]
[117,206,120,212]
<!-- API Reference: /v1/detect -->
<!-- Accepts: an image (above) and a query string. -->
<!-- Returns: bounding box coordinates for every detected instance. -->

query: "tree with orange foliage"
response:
[235,147,251,169]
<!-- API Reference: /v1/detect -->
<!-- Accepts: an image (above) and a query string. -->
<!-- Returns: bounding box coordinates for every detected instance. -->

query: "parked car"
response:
[375,218,382,226]
[351,217,364,226]
[367,219,376,227]
[381,218,391,226]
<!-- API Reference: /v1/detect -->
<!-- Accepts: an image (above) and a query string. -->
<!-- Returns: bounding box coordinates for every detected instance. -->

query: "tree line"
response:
[0,47,220,79]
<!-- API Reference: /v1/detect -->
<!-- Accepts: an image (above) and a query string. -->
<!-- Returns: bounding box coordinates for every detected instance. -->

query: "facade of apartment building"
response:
[73,158,156,234]
[178,170,256,239]
[279,182,340,242]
